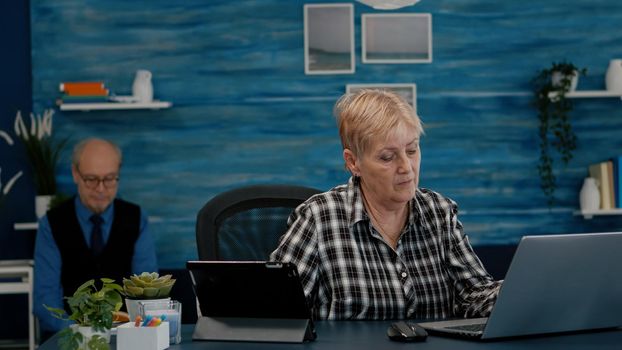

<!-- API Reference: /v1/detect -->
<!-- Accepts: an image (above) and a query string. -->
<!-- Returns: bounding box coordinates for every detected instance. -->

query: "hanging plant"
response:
[532,61,587,205]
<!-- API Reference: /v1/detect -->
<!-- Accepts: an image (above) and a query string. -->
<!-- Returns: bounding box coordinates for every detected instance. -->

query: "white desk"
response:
[0,259,35,350]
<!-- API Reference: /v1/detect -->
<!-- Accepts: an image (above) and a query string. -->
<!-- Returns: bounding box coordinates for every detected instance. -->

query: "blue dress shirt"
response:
[33,196,158,332]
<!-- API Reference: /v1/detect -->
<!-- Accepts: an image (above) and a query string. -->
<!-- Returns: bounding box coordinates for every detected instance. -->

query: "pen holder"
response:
[116,322,169,350]
[139,299,182,344]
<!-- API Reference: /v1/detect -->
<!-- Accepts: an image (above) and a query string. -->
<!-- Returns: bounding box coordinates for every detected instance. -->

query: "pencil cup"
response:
[139,299,182,344]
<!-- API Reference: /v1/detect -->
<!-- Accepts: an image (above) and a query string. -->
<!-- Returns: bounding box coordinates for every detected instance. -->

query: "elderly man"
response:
[33,138,157,337]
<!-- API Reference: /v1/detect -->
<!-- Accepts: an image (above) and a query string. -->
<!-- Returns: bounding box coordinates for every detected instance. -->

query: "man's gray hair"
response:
[72,138,123,168]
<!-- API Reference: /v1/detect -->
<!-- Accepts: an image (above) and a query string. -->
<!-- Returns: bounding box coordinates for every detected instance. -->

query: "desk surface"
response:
[39,321,622,350]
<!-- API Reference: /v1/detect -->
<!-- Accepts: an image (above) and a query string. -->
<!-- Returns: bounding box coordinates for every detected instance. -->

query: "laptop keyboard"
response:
[445,323,486,333]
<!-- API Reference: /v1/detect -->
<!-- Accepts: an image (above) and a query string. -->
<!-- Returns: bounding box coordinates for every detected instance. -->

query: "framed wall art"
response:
[346,83,417,112]
[362,13,432,64]
[304,3,355,74]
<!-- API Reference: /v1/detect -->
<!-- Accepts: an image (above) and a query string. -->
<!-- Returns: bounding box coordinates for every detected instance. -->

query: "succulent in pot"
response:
[122,272,176,321]
[123,272,175,299]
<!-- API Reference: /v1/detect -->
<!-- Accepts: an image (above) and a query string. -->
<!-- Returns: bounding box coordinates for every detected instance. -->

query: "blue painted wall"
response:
[17,0,622,268]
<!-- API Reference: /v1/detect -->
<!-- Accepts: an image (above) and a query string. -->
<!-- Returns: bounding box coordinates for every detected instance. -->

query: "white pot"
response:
[125,297,170,322]
[71,324,111,346]
[551,70,578,92]
[579,177,600,212]
[35,195,54,218]
[605,59,622,92]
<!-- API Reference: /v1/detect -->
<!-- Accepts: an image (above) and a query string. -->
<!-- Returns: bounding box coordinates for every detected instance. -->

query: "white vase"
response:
[579,177,600,212]
[551,70,578,91]
[71,324,111,345]
[132,69,154,103]
[605,59,622,92]
[35,195,54,218]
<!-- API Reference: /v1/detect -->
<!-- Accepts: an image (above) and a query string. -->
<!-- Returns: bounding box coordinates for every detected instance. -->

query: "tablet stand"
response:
[192,316,316,343]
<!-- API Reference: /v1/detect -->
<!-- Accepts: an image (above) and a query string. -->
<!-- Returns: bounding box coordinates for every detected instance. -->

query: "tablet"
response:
[187,260,311,318]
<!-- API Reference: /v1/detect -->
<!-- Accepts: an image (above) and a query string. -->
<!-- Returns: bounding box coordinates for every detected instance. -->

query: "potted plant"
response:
[532,61,587,205]
[46,278,124,350]
[13,109,69,217]
[0,126,24,207]
[122,272,176,321]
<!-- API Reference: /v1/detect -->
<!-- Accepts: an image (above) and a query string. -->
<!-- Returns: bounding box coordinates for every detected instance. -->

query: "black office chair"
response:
[196,184,322,261]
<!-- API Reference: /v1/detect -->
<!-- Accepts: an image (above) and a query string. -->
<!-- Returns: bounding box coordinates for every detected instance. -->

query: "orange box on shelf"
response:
[59,81,108,96]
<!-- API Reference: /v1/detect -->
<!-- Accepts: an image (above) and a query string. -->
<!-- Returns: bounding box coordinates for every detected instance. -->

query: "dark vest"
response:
[48,197,140,311]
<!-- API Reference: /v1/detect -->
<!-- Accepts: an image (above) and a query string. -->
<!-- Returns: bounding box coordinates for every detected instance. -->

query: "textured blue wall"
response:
[27,0,622,268]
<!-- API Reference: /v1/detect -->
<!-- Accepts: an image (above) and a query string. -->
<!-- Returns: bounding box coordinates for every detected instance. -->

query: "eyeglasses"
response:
[77,170,119,189]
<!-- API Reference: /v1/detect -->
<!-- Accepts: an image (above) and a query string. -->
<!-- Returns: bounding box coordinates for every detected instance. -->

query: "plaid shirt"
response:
[270,177,501,320]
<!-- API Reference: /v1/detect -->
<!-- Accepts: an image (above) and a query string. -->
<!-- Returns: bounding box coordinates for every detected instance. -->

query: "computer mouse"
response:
[387,321,428,342]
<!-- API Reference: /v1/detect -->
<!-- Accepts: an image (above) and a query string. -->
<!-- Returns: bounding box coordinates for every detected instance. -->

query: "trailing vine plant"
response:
[532,62,586,205]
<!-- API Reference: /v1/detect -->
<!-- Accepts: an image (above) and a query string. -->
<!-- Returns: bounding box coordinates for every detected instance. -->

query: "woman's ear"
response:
[343,149,360,176]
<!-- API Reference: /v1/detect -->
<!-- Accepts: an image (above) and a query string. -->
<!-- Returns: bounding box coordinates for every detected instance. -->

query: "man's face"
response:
[71,141,120,214]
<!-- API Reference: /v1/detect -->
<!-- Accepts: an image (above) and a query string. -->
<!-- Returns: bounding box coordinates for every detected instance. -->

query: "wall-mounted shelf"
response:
[573,208,622,219]
[548,90,622,100]
[59,100,172,111]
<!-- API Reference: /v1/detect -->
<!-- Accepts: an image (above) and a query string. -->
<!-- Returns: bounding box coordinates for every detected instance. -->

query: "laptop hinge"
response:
[192,316,316,343]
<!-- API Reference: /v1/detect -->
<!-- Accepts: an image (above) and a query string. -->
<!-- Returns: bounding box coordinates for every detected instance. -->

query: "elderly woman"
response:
[270,89,501,320]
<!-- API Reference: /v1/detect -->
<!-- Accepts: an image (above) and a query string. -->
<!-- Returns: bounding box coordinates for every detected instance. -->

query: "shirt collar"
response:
[347,176,420,229]
[347,176,367,227]
[75,195,114,224]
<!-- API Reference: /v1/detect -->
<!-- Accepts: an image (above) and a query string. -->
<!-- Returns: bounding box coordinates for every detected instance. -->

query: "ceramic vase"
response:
[35,195,53,219]
[551,70,578,92]
[71,324,111,345]
[605,59,622,92]
[132,69,154,103]
[579,177,600,212]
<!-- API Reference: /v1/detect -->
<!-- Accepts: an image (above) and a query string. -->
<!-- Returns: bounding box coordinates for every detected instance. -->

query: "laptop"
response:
[186,260,316,342]
[418,232,622,340]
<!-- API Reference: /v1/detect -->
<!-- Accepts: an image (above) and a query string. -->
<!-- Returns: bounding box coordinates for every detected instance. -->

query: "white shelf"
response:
[13,222,38,231]
[59,100,172,111]
[548,90,622,100]
[573,208,622,219]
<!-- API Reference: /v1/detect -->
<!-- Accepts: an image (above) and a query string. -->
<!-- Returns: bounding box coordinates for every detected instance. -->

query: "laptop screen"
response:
[483,232,622,338]
[419,232,622,339]
[186,261,312,320]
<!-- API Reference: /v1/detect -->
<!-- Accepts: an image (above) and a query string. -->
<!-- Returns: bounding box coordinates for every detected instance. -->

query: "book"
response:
[55,95,110,106]
[612,157,619,208]
[59,81,108,96]
[589,161,612,210]
[612,155,622,209]
[607,160,615,208]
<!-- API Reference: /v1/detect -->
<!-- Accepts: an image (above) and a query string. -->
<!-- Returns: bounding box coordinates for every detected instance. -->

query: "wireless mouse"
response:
[387,321,428,342]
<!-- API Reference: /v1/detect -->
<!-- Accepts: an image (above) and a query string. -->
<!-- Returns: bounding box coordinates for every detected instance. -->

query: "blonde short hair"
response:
[334,89,424,157]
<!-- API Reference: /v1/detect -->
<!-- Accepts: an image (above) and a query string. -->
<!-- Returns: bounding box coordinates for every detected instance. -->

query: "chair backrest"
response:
[196,184,321,261]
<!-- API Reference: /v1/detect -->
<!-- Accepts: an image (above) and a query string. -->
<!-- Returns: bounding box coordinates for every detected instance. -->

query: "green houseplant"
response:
[122,272,176,321]
[14,109,68,196]
[532,61,587,205]
[46,278,124,350]
[14,109,69,217]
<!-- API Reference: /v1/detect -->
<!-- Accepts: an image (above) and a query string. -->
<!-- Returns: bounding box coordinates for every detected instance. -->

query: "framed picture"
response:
[304,3,355,75]
[362,13,432,64]
[346,84,417,113]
